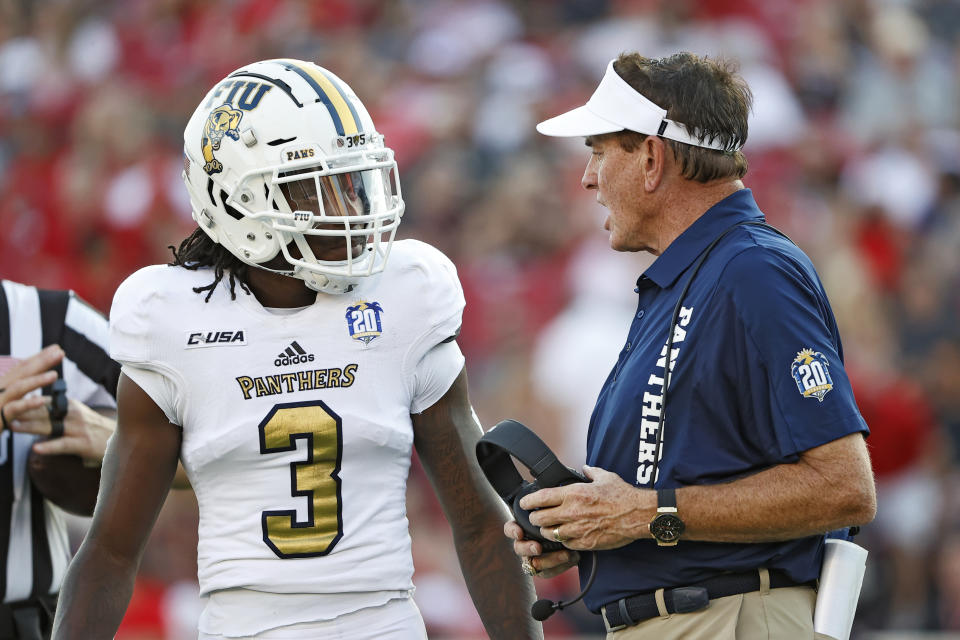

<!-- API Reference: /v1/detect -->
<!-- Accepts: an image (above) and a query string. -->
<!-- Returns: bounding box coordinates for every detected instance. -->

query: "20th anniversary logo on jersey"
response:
[345,301,384,345]
[790,348,834,402]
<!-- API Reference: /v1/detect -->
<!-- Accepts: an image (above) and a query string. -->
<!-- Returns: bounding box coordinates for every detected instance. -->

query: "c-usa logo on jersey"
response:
[790,348,834,402]
[345,301,384,345]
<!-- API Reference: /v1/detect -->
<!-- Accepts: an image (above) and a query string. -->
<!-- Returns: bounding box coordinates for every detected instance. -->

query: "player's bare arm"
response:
[52,373,181,640]
[412,366,543,640]
[522,432,875,549]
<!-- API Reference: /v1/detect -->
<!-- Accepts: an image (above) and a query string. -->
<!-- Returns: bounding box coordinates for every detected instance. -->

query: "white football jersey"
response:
[109,240,464,628]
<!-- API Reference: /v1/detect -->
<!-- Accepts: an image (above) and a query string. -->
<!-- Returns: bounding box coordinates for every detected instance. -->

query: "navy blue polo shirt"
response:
[582,188,868,612]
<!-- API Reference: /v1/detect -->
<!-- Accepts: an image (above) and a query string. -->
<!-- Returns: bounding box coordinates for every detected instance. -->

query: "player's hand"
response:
[520,465,656,551]
[14,398,115,463]
[0,346,63,429]
[504,520,579,579]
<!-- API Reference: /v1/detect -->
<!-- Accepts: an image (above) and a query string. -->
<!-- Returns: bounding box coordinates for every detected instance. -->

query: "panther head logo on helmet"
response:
[201,104,244,175]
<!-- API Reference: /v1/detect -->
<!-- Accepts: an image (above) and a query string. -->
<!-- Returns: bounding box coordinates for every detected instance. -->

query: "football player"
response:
[52,59,541,640]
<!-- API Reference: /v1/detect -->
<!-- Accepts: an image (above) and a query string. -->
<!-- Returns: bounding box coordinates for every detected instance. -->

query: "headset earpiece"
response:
[511,482,565,552]
[476,419,587,552]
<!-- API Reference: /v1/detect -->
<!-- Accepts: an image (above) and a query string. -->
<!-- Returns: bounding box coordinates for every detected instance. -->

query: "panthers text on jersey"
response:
[108,239,465,633]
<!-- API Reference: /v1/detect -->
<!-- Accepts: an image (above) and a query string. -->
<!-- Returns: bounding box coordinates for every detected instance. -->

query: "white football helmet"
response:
[182,59,403,294]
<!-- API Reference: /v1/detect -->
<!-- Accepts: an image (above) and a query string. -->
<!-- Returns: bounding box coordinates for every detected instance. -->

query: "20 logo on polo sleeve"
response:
[790,348,834,402]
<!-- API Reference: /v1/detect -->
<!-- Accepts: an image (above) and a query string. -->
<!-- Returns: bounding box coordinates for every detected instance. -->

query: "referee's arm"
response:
[2,289,120,457]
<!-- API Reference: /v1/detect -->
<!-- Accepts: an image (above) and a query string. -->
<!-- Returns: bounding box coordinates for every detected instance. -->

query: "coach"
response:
[506,52,876,639]
[0,280,119,640]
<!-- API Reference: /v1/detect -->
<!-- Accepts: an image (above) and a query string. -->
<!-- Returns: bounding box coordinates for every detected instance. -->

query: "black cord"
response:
[649,222,793,487]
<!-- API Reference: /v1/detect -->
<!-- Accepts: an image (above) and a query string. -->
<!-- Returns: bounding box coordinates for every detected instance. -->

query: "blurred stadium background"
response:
[2,0,959,638]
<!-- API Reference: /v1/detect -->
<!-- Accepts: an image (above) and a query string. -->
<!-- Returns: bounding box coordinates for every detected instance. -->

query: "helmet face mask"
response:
[182,60,404,294]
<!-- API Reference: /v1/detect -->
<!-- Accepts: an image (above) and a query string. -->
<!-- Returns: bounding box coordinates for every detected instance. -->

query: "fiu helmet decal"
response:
[345,301,384,345]
[201,104,243,175]
[790,348,834,402]
[199,81,274,175]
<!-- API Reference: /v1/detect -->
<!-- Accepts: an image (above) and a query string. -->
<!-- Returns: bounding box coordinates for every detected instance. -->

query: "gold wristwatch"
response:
[649,487,685,546]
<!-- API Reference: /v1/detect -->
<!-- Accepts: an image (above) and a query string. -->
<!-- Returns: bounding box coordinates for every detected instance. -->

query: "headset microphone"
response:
[530,551,598,621]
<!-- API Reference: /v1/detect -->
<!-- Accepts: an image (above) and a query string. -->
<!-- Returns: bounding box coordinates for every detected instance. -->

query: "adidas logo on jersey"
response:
[274,341,315,367]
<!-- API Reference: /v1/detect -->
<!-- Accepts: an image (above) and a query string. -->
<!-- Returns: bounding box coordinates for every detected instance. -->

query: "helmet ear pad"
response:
[512,483,565,553]
[212,209,284,265]
[183,164,284,267]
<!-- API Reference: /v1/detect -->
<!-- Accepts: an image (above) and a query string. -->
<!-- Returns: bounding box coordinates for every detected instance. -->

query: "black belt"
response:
[0,595,57,640]
[602,569,814,632]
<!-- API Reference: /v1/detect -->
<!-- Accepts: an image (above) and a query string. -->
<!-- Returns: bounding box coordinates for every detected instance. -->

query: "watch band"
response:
[651,487,683,546]
[657,487,677,511]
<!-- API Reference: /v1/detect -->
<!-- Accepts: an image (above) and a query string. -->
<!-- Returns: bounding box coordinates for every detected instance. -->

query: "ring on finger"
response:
[521,559,539,577]
[553,527,565,543]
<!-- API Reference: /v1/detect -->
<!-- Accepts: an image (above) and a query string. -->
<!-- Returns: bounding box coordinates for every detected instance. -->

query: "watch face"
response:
[651,513,684,542]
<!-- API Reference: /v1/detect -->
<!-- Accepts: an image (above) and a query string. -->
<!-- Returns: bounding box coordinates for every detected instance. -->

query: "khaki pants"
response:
[605,582,818,640]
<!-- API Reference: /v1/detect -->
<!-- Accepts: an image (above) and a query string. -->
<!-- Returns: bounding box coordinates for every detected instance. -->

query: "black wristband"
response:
[47,411,64,438]
[48,379,67,439]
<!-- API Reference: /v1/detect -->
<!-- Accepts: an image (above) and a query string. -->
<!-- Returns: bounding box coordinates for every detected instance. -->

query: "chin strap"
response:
[246,263,357,295]
[298,270,356,295]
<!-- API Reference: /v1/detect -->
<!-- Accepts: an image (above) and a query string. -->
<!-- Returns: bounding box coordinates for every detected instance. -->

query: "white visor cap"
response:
[536,60,736,152]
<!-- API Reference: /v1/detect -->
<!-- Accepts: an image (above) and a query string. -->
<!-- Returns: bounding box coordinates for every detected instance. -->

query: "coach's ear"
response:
[640,135,668,193]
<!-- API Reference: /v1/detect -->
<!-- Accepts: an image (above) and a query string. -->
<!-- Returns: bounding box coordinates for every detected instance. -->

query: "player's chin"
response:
[284,236,366,263]
[311,240,367,262]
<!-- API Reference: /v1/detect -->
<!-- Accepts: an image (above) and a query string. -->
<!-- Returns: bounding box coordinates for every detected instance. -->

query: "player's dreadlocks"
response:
[168,228,251,302]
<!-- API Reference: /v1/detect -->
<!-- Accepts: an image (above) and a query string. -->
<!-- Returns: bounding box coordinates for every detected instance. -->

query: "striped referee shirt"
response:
[0,280,119,604]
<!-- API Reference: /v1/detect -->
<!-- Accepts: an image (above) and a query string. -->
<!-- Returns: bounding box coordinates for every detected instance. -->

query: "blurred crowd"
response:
[1,0,959,638]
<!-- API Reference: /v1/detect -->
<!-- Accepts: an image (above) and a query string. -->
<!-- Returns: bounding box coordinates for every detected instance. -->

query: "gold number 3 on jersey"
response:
[258,401,344,557]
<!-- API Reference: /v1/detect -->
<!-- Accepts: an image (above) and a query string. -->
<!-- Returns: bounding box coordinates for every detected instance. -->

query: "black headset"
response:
[475,419,587,550]
[476,419,597,620]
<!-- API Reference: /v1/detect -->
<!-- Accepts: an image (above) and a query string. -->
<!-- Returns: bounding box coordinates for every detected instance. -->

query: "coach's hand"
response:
[520,465,657,551]
[504,520,579,579]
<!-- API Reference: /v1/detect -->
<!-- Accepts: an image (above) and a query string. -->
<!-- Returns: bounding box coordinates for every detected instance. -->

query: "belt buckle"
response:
[601,605,627,632]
